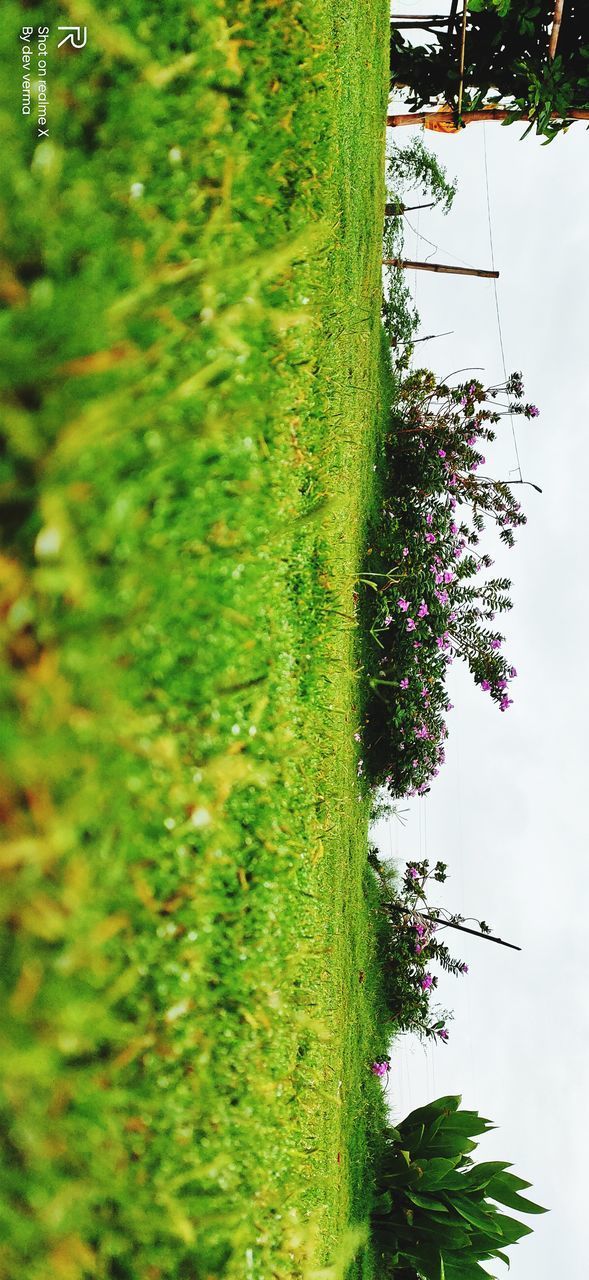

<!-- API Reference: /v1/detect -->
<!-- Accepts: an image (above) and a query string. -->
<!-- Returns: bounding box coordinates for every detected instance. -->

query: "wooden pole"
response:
[548,0,564,60]
[383,257,499,279]
[456,3,470,121]
[384,200,436,217]
[387,107,589,128]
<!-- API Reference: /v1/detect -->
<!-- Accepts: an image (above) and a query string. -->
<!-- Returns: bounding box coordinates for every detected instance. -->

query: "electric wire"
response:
[403,214,483,272]
[482,124,523,482]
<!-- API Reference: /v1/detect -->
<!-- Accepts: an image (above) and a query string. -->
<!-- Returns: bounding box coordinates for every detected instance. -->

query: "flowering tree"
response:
[360,370,538,795]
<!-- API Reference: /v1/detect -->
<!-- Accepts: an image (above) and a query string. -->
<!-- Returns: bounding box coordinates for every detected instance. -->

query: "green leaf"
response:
[406,1191,449,1212]
[407,1245,446,1280]
[443,1261,499,1280]
[418,1158,463,1188]
[449,1196,504,1236]
[487,1173,547,1215]
[398,1096,461,1134]
[491,1212,534,1245]
[461,1161,513,1190]
[426,1134,478,1160]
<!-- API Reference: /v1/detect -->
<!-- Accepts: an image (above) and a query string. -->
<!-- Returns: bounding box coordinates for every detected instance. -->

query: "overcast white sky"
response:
[379,16,589,1275]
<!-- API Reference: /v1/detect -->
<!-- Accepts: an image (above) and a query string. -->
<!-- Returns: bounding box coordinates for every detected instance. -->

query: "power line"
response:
[403,214,484,271]
[482,125,523,483]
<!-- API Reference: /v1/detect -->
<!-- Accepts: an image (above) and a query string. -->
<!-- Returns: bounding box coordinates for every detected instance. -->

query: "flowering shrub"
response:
[370,854,482,1043]
[360,368,537,794]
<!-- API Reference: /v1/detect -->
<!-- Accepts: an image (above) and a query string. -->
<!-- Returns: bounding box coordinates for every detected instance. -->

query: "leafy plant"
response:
[372,1095,547,1279]
[387,136,457,214]
[383,138,455,356]
[390,1,589,139]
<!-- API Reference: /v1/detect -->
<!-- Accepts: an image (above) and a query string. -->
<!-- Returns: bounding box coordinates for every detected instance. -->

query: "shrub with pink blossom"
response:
[359,368,537,794]
[369,853,495,1043]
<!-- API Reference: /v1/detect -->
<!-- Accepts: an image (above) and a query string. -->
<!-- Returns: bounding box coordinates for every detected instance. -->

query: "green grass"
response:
[0,3,394,1277]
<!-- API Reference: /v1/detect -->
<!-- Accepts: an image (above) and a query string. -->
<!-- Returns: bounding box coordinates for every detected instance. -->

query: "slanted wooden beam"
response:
[383,257,499,279]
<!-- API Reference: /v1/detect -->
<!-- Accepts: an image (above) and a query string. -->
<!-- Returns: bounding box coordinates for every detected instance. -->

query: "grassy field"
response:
[0,3,394,1277]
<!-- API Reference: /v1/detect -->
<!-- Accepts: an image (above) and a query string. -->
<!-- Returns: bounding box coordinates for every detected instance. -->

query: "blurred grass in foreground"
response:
[0,2,394,1276]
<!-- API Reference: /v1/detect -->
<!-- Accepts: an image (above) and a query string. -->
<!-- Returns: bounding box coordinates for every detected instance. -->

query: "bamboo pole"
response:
[391,330,454,347]
[387,106,589,128]
[384,902,521,951]
[456,3,470,120]
[548,0,564,60]
[383,257,499,279]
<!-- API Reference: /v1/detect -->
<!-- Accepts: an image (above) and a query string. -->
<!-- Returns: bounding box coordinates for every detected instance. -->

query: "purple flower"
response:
[417,601,429,619]
[407,866,419,880]
[421,973,433,991]
[528,404,540,418]
[384,614,393,627]
[402,547,409,557]
[397,598,409,612]
[425,532,436,544]
[426,513,433,526]
[509,666,517,678]
[460,963,469,974]
[400,677,409,689]
[500,695,513,712]
[371,1061,388,1077]
[481,679,491,691]
[435,589,449,605]
[406,618,416,632]
[438,448,446,458]
[437,1028,449,1042]
[490,639,501,650]
[443,570,454,584]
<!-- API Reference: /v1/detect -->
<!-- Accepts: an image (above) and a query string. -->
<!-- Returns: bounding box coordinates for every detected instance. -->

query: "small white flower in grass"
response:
[248,726,257,737]
[231,724,240,735]
[130,181,144,199]
[168,146,182,165]
[191,808,211,829]
[164,817,176,830]
[35,526,62,559]
[164,998,191,1023]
